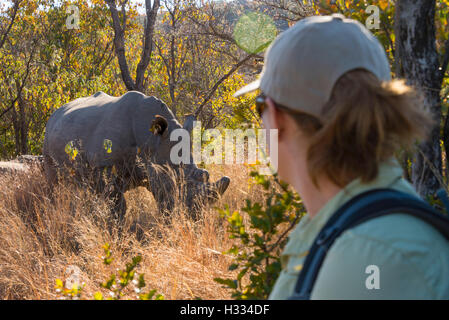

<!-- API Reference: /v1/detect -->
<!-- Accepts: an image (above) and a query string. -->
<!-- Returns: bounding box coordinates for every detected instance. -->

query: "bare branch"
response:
[106,0,160,92]
[254,0,314,23]
[441,38,449,82]
[0,0,23,50]
[194,54,254,118]
[135,0,160,92]
[0,40,36,120]
[121,0,128,29]
[106,0,136,90]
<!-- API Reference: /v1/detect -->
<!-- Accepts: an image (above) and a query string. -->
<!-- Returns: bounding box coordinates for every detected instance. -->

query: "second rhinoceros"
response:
[43,91,230,220]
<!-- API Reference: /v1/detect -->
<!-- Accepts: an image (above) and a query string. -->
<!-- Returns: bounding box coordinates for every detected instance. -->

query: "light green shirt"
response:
[269,158,449,299]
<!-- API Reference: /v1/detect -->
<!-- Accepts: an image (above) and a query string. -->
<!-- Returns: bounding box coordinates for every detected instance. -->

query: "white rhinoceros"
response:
[43,91,230,220]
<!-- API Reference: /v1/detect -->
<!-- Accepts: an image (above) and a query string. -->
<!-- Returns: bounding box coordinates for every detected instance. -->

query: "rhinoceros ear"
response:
[150,115,168,135]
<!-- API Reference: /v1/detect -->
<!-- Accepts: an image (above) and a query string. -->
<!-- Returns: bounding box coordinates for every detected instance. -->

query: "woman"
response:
[234,14,449,299]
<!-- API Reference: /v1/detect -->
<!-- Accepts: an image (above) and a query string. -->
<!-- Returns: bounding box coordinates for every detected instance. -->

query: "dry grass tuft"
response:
[0,163,264,299]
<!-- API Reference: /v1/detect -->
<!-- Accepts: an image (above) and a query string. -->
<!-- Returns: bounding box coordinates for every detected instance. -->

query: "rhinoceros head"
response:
[145,162,230,216]
[136,101,230,214]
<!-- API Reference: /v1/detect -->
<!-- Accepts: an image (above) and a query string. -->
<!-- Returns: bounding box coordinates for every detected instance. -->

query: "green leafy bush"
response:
[56,243,164,300]
[215,171,305,299]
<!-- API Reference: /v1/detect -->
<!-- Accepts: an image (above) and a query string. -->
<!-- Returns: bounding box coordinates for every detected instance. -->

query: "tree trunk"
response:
[106,0,160,93]
[18,96,28,155]
[106,0,136,91]
[135,0,160,92]
[395,0,442,198]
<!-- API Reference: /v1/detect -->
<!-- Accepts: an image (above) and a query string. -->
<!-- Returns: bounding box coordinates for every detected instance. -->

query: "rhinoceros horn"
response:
[196,176,230,201]
[215,176,230,195]
[183,114,196,133]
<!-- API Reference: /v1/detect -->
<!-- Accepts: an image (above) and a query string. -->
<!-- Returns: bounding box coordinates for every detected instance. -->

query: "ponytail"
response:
[292,69,434,187]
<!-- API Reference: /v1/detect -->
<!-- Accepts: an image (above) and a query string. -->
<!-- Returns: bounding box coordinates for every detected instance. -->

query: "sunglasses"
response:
[255,93,293,118]
[255,93,267,118]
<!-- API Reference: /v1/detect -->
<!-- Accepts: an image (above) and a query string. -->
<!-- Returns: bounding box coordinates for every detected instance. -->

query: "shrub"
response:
[215,170,305,299]
[55,243,164,300]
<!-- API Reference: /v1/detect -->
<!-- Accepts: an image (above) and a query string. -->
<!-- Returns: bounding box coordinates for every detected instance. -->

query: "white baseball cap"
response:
[234,14,391,118]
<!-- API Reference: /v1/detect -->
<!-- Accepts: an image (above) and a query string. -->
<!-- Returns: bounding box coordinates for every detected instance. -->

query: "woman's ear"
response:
[262,97,296,139]
[264,97,286,137]
[262,97,275,129]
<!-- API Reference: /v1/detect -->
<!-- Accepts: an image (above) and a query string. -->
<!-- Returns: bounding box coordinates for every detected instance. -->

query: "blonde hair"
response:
[288,69,434,188]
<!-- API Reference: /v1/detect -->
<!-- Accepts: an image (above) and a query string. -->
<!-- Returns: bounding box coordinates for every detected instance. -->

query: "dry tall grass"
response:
[0,163,265,300]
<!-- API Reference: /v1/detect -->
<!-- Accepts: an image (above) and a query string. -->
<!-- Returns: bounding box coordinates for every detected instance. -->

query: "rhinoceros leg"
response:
[43,154,59,186]
[95,165,129,225]
[110,186,127,223]
[144,164,177,221]
[150,177,175,219]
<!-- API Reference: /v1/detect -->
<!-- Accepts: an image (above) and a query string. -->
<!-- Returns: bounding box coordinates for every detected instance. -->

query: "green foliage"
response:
[55,243,164,300]
[312,0,396,65]
[425,193,448,216]
[215,171,305,299]
[313,0,448,79]
[0,0,127,156]
[0,0,261,157]
[95,243,164,300]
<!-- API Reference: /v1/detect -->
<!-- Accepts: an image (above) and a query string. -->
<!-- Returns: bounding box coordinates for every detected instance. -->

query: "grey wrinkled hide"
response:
[43,91,230,221]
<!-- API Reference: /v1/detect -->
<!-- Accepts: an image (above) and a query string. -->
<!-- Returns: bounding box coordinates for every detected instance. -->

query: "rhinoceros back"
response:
[44,91,171,170]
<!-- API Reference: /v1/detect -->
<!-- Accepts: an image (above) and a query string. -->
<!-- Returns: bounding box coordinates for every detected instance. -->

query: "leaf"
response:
[132,255,142,265]
[147,289,157,299]
[293,264,303,272]
[55,278,63,288]
[103,139,112,153]
[65,141,78,160]
[213,278,238,289]
[237,268,248,281]
[228,263,239,271]
[379,0,389,11]
[94,291,103,300]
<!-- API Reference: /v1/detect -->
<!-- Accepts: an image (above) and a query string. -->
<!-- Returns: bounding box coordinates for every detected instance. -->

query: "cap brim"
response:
[233,79,261,98]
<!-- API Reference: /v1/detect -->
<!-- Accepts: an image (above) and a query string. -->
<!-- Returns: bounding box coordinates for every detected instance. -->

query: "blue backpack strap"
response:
[288,188,449,300]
